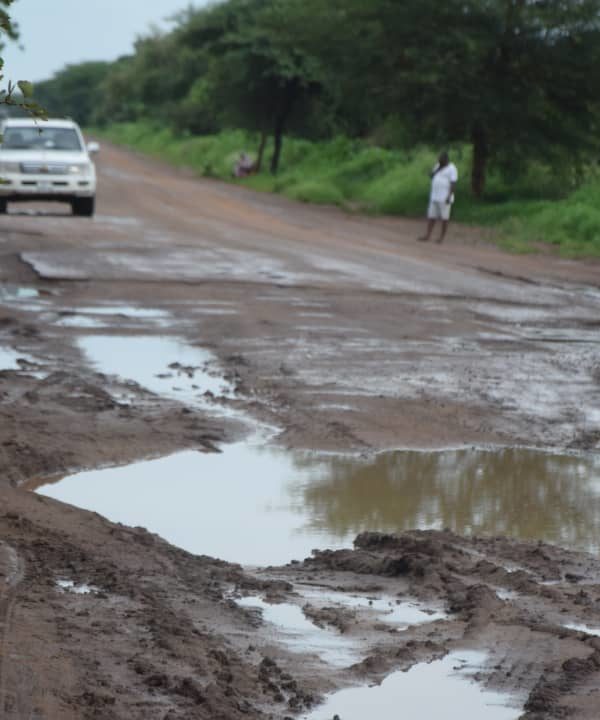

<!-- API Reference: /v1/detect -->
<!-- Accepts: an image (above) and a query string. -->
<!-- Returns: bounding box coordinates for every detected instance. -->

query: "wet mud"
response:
[0,143,599,718]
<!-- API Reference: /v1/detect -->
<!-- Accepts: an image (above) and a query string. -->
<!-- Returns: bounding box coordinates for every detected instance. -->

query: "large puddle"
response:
[32,443,600,566]
[303,651,521,720]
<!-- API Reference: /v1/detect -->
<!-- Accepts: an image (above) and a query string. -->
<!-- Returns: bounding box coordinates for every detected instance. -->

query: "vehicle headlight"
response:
[68,163,92,175]
[0,161,21,173]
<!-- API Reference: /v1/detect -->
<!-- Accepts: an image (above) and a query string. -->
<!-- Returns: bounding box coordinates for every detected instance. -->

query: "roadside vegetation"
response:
[33,0,600,257]
[97,122,600,257]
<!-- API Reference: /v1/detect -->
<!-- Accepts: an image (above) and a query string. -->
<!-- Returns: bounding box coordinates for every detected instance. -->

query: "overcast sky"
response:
[2,0,208,83]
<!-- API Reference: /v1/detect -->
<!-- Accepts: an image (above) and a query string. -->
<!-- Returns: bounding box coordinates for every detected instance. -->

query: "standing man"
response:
[418,151,458,244]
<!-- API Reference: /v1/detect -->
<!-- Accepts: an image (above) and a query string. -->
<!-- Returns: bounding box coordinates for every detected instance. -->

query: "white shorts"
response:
[428,200,452,221]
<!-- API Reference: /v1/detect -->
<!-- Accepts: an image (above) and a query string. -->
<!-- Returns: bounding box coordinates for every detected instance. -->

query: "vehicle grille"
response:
[20,163,69,175]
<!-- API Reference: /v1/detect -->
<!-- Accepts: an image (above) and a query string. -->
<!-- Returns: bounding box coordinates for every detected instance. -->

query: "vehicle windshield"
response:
[1,126,83,151]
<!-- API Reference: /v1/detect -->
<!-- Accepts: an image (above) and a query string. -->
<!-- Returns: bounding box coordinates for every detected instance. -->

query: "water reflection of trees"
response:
[293,450,600,552]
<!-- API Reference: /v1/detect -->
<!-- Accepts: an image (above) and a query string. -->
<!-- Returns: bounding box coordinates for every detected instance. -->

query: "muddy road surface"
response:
[1,144,600,718]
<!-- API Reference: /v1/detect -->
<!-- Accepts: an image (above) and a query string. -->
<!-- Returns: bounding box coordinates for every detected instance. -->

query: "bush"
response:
[285,181,345,205]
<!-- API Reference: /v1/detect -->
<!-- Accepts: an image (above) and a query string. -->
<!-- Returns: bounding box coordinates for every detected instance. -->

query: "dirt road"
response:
[1,144,600,718]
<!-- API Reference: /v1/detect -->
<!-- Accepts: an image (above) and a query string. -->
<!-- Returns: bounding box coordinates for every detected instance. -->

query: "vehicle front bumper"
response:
[0,173,95,199]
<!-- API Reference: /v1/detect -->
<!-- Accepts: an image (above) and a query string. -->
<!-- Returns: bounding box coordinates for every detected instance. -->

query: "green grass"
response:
[91,122,600,257]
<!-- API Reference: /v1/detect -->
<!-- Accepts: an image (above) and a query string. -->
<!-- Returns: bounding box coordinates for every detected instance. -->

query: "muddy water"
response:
[0,285,39,302]
[303,651,521,720]
[32,443,600,566]
[78,335,234,402]
[0,346,32,371]
[235,591,445,667]
[236,595,361,667]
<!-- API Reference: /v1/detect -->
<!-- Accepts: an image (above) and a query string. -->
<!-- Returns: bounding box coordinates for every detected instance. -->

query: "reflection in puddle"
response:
[32,444,600,566]
[303,651,520,720]
[78,335,234,404]
[237,596,360,667]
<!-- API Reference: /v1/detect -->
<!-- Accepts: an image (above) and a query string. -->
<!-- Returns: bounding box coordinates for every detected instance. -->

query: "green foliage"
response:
[33,62,110,125]
[0,0,17,48]
[497,178,600,257]
[36,0,600,191]
[0,1,47,120]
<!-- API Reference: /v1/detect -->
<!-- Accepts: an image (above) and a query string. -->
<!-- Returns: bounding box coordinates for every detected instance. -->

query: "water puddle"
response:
[56,579,98,595]
[303,651,521,720]
[0,347,33,371]
[193,307,239,316]
[236,595,360,667]
[0,285,40,302]
[300,588,446,629]
[564,622,600,637]
[234,590,445,667]
[77,335,234,405]
[56,315,110,329]
[31,445,600,566]
[76,305,170,319]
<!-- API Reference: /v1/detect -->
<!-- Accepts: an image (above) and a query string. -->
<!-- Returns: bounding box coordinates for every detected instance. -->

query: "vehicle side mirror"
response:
[87,141,100,155]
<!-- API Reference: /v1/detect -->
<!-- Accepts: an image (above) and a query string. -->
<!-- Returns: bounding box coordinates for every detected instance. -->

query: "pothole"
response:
[77,335,235,406]
[303,650,522,719]
[236,595,361,667]
[300,588,447,629]
[30,444,600,566]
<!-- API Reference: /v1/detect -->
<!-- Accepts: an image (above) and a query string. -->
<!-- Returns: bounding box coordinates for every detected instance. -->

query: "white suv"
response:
[0,118,98,216]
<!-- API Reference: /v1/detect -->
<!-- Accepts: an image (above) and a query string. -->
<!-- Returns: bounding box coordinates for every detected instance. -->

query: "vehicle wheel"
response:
[0,199,7,214]
[71,197,95,217]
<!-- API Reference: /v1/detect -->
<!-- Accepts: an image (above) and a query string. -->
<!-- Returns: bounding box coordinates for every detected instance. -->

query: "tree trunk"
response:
[270,80,298,175]
[471,123,487,198]
[255,130,267,172]
[270,120,284,174]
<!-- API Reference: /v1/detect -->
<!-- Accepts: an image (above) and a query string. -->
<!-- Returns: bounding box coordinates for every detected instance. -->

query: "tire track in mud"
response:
[0,541,25,717]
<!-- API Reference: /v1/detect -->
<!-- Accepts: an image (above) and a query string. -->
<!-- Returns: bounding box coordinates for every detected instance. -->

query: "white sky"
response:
[2,0,209,83]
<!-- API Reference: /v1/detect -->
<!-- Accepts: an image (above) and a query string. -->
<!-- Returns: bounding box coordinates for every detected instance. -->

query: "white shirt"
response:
[430,162,458,203]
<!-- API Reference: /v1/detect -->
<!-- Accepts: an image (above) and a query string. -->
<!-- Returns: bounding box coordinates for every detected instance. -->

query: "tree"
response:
[332,0,600,195]
[34,62,111,125]
[180,0,330,173]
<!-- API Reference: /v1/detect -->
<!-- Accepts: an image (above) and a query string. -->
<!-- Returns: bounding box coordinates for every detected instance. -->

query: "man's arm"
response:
[446,165,458,203]
[447,181,456,204]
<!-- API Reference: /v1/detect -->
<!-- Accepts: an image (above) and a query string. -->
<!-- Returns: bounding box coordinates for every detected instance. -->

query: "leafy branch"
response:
[0,1,47,120]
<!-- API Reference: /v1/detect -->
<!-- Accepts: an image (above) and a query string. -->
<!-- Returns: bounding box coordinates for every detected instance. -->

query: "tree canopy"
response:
[34,0,600,191]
